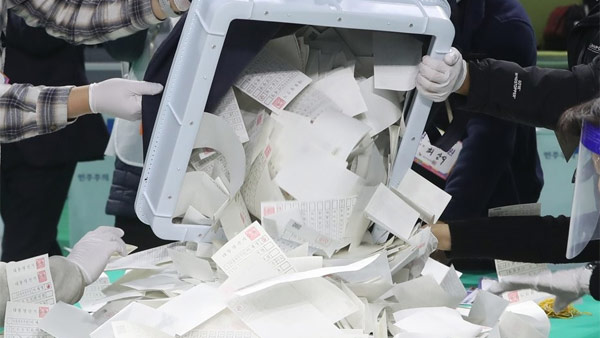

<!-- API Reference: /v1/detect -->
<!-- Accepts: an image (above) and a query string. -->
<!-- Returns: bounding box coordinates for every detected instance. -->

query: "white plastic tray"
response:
[136,0,455,241]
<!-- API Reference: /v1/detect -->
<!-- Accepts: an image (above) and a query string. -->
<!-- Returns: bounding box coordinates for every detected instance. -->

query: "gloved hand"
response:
[487,266,593,312]
[88,78,163,121]
[67,226,128,285]
[416,47,468,102]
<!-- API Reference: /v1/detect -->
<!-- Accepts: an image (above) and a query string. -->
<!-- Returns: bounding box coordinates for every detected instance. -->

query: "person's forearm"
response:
[431,223,451,251]
[459,57,600,130]
[49,256,86,305]
[443,216,600,263]
[11,0,164,45]
[455,65,469,96]
[67,86,91,120]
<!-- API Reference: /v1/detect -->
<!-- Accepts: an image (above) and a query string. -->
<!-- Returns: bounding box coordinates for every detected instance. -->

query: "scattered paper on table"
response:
[38,302,98,338]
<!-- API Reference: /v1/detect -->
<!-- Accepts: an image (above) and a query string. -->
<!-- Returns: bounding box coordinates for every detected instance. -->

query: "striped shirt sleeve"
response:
[8,0,162,45]
[0,84,71,143]
[0,0,165,143]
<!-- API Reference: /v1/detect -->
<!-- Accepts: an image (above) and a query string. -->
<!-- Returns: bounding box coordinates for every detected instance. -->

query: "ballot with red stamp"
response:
[6,254,56,305]
[3,301,53,338]
[212,222,295,282]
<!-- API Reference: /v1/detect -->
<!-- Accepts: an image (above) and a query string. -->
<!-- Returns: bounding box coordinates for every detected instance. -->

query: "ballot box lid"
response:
[135,0,455,241]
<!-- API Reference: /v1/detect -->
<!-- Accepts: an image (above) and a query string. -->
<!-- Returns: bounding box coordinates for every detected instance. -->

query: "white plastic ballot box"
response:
[136,0,455,241]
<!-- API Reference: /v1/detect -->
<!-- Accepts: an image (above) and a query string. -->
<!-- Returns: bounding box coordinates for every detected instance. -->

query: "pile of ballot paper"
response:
[2,27,553,338]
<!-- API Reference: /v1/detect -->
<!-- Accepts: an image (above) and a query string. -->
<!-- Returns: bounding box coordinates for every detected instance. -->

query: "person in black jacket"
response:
[430,100,600,310]
[0,11,110,261]
[416,0,543,228]
[419,3,600,310]
[417,6,599,134]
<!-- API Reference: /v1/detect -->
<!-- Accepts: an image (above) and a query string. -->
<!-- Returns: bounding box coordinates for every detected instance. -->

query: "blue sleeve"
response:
[442,115,518,220]
[475,16,537,67]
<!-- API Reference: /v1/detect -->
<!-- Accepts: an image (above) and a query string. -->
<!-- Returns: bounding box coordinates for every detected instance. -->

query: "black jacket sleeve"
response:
[462,56,600,130]
[448,215,600,264]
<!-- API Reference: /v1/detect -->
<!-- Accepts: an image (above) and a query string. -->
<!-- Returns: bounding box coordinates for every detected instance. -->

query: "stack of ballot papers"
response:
[3,27,552,338]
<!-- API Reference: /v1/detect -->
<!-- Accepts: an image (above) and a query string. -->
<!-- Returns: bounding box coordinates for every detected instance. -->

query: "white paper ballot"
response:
[111,321,173,338]
[293,278,359,323]
[79,273,111,312]
[216,192,252,240]
[494,260,549,282]
[439,266,468,305]
[193,113,246,198]
[393,307,483,337]
[7,254,55,305]
[213,222,295,291]
[234,48,312,111]
[373,32,422,91]
[183,329,257,338]
[228,284,344,338]
[38,302,98,338]
[354,143,387,186]
[394,169,452,224]
[467,290,509,328]
[358,77,403,136]
[244,110,274,171]
[289,256,323,271]
[241,147,286,218]
[391,275,463,310]
[261,196,356,242]
[286,85,342,120]
[105,242,182,271]
[312,67,368,117]
[347,186,377,250]
[90,302,175,338]
[158,283,227,336]
[421,258,462,284]
[310,109,372,160]
[505,301,551,337]
[168,248,214,281]
[175,171,229,218]
[182,206,210,225]
[4,301,52,338]
[498,311,546,338]
[235,254,379,296]
[120,272,188,292]
[213,87,249,143]
[275,145,365,201]
[364,184,419,241]
[265,34,305,71]
[488,203,542,217]
[327,253,393,285]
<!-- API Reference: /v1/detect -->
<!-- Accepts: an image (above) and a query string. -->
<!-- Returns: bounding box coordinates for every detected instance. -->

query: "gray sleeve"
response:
[49,256,86,305]
[0,257,85,323]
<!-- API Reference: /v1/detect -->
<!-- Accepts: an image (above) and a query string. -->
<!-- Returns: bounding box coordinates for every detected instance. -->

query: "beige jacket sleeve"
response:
[0,256,86,322]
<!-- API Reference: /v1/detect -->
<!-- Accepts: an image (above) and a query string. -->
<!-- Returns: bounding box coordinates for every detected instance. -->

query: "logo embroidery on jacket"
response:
[512,73,522,100]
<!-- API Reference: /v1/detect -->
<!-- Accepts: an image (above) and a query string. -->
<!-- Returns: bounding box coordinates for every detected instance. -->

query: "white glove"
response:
[67,226,127,285]
[416,47,468,102]
[88,79,163,121]
[487,267,593,312]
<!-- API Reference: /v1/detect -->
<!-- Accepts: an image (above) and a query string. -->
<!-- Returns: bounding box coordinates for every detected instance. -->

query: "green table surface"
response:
[461,272,600,338]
